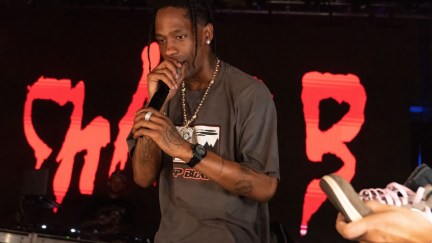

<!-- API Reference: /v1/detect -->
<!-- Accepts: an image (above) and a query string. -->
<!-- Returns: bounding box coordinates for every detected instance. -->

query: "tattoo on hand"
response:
[162,126,185,149]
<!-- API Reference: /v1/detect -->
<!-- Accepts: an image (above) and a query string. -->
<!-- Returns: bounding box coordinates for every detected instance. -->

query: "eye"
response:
[156,38,165,45]
[176,34,186,40]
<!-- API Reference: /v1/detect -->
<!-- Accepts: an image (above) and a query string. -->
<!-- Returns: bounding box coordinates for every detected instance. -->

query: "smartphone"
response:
[320,174,372,222]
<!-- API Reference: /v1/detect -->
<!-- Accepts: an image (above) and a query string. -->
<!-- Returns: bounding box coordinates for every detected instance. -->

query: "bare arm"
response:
[186,151,278,203]
[131,136,162,188]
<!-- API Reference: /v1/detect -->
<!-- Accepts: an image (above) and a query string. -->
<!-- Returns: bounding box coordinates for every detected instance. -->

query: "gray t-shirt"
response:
[128,61,279,243]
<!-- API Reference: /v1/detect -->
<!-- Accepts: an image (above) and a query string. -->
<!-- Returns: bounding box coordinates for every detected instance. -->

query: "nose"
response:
[165,39,178,57]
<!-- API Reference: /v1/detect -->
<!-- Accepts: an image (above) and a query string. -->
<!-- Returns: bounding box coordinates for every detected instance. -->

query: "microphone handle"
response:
[147,82,170,111]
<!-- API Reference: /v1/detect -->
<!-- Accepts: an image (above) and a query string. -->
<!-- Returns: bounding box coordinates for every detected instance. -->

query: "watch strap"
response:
[187,144,206,167]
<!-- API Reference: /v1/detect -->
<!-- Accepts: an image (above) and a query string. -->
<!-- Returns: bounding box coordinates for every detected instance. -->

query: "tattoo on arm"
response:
[240,164,252,175]
[234,165,255,196]
[137,136,158,161]
[235,180,253,195]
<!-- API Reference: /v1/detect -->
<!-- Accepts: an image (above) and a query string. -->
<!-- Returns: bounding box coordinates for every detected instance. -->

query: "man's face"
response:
[155,6,207,78]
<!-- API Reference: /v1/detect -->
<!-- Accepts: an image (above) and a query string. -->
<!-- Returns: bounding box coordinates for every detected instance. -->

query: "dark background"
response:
[1,1,432,242]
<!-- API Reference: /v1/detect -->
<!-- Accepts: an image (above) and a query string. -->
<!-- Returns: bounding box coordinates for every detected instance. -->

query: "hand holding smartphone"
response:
[320,174,372,222]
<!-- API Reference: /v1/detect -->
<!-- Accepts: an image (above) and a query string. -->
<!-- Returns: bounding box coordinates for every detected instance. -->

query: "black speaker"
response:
[20,169,49,196]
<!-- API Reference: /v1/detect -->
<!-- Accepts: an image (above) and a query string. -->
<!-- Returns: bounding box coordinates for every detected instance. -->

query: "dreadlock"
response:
[147,0,216,71]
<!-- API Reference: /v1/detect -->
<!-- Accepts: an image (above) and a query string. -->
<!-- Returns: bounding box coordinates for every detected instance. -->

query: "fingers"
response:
[151,68,178,89]
[163,62,189,103]
[149,60,183,90]
[335,213,349,235]
[364,200,394,212]
[176,61,188,86]
[135,109,164,122]
[335,213,368,240]
[132,108,169,138]
[135,107,158,117]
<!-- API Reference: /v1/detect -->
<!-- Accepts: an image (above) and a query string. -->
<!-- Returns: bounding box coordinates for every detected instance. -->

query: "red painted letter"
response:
[109,43,160,175]
[24,77,110,205]
[300,72,366,234]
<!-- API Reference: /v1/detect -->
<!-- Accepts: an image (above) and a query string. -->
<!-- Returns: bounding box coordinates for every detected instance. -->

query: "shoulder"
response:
[220,61,272,98]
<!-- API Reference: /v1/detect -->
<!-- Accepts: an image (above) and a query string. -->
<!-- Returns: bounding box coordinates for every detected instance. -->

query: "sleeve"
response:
[236,79,280,180]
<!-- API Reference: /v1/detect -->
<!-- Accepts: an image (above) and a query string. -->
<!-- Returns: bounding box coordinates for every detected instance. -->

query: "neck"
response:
[186,55,218,91]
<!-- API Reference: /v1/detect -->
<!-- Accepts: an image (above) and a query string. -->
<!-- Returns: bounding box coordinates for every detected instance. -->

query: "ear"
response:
[202,23,214,45]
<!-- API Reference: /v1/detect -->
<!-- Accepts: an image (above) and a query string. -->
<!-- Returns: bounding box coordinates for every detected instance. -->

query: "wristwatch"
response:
[187,144,207,167]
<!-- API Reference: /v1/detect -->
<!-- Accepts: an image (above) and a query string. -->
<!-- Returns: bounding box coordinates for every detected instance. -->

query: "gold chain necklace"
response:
[178,58,220,142]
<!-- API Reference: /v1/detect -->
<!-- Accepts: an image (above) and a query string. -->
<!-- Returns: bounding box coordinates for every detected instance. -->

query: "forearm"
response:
[186,151,277,203]
[132,136,162,188]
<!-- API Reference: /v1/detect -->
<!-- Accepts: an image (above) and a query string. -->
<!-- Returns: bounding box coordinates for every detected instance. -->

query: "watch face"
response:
[188,144,207,167]
[195,144,206,156]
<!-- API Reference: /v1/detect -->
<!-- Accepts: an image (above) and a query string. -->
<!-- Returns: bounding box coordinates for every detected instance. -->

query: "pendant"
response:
[177,126,194,142]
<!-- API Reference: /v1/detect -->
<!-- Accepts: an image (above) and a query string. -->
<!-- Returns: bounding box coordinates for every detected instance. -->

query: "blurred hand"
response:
[336,200,432,243]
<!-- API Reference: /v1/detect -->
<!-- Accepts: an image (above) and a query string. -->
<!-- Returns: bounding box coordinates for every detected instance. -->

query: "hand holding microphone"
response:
[132,60,190,158]
[132,60,185,139]
[147,60,185,111]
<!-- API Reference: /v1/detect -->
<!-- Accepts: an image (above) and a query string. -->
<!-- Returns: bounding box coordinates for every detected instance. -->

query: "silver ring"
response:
[144,111,153,121]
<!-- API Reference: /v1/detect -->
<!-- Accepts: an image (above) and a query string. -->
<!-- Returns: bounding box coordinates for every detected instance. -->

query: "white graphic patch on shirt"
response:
[173,125,220,164]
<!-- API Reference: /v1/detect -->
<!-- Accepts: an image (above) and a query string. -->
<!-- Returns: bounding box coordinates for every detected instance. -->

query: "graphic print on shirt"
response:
[173,125,220,181]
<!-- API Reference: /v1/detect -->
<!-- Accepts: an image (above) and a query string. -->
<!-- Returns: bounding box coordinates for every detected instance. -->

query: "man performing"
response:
[128,0,279,242]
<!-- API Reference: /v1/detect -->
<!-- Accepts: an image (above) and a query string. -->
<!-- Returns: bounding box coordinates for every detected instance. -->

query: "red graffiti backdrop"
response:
[24,43,160,206]
[23,44,367,233]
[2,8,428,242]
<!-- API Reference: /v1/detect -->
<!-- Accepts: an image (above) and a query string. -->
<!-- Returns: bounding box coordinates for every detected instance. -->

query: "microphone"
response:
[136,82,169,139]
[147,82,170,111]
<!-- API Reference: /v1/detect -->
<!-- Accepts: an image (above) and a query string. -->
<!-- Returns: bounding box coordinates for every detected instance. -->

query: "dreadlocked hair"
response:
[147,0,216,71]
